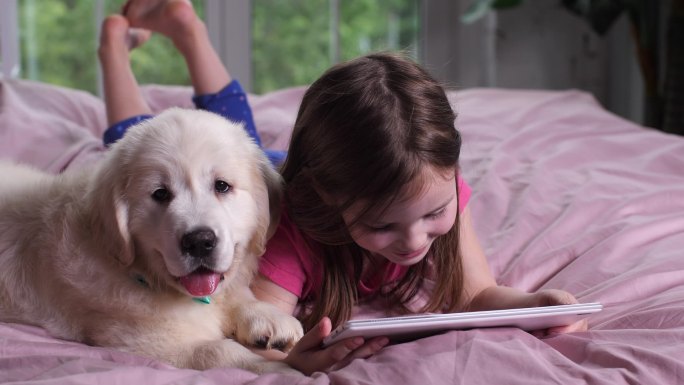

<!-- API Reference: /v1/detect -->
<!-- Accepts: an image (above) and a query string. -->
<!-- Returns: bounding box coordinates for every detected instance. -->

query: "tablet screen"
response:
[322,302,602,347]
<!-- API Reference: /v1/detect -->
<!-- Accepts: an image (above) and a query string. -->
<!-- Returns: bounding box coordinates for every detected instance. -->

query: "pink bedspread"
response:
[2,79,684,384]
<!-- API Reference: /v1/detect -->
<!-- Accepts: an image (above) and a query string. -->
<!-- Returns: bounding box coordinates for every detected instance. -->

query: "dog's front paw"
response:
[233,301,303,352]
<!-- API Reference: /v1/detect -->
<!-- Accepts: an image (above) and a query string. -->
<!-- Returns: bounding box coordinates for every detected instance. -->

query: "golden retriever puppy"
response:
[0,108,303,374]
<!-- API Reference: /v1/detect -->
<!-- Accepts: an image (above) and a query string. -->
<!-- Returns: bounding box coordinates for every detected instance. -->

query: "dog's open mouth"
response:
[178,267,224,297]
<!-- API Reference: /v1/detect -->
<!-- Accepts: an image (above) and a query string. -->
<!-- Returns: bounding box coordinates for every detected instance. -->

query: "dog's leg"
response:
[110,323,301,375]
[185,339,301,375]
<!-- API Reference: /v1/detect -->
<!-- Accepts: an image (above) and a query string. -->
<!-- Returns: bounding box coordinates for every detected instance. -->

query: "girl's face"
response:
[342,169,458,266]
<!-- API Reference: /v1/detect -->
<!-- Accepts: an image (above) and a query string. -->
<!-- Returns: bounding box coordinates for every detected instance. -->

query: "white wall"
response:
[422,0,644,125]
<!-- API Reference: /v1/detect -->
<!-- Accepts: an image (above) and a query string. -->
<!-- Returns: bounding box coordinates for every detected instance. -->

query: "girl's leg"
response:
[122,0,287,165]
[98,14,154,146]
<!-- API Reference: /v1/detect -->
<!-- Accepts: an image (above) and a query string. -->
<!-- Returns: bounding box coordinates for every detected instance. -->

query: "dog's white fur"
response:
[0,108,303,374]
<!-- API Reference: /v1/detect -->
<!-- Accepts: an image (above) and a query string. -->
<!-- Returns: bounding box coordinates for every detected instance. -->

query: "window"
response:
[5,0,425,95]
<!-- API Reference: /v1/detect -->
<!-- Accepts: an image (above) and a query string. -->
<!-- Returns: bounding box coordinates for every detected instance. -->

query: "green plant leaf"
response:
[461,0,496,24]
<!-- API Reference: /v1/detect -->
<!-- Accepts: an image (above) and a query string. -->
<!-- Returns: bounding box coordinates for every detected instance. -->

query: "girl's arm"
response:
[250,275,388,375]
[251,273,299,316]
[458,206,587,333]
[457,205,498,306]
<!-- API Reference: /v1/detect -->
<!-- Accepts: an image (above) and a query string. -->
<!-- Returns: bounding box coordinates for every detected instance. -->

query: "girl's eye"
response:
[151,188,172,203]
[214,180,232,194]
[427,208,446,219]
[367,224,392,233]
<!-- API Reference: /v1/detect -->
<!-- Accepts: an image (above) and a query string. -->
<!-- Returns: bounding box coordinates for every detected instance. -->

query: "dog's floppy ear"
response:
[249,157,284,256]
[87,157,135,267]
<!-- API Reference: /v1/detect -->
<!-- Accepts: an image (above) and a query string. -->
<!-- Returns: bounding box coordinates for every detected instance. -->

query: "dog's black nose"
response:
[181,228,217,259]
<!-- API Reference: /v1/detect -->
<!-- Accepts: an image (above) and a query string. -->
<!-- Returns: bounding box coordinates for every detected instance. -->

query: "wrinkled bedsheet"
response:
[1,79,684,384]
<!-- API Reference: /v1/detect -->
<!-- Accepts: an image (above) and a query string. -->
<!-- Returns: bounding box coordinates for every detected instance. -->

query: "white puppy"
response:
[0,108,303,374]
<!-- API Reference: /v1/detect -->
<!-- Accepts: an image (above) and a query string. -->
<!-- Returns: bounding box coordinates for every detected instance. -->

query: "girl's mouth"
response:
[394,244,429,260]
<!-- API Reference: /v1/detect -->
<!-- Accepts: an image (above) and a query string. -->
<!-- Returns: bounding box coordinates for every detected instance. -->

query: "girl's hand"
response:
[528,289,588,336]
[282,317,389,375]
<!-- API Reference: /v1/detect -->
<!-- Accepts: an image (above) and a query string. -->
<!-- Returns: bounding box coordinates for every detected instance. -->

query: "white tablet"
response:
[321,302,602,347]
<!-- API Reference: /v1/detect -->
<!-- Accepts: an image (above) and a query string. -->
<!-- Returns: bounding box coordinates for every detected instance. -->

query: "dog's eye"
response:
[214,180,232,194]
[151,188,172,203]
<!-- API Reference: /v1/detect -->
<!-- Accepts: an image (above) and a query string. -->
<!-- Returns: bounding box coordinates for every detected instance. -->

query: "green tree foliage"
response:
[19,0,99,91]
[252,0,419,93]
[252,0,331,93]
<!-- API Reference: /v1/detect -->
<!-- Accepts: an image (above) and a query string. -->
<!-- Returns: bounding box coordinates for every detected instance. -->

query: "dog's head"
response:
[89,108,282,298]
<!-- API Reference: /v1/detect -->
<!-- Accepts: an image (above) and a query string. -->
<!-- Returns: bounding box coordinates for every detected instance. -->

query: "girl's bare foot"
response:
[98,14,153,126]
[98,14,150,59]
[123,0,199,44]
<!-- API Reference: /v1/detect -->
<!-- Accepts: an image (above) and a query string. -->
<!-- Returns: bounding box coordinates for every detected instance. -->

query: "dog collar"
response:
[192,296,212,304]
[132,273,211,305]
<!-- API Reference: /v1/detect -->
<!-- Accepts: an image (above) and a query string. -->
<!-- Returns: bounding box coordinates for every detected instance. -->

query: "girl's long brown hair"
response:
[280,52,464,331]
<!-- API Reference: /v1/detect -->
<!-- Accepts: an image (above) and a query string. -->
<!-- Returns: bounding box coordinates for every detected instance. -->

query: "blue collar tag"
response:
[193,296,212,305]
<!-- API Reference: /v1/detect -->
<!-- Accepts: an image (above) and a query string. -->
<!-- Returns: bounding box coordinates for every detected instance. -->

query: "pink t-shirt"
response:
[259,175,472,300]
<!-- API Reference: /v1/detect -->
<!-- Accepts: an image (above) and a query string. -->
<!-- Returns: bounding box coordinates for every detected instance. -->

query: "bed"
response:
[1,78,684,384]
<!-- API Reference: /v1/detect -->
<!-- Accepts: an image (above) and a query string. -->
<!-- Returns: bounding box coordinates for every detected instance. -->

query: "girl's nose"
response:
[402,225,428,251]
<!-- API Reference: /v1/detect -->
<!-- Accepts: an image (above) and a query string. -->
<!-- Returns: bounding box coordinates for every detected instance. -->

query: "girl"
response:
[251,53,587,374]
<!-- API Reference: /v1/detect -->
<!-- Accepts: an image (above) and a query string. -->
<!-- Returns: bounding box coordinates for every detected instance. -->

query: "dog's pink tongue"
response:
[179,271,222,297]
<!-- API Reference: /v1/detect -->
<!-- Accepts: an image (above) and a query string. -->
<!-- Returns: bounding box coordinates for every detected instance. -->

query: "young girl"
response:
[251,54,588,373]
